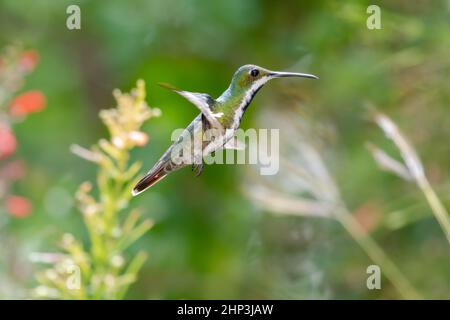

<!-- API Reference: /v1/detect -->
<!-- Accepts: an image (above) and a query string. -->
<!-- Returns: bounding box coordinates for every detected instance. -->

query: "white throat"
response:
[231,76,271,130]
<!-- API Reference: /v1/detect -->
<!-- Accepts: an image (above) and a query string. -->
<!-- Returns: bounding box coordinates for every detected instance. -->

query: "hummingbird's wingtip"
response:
[131,188,141,197]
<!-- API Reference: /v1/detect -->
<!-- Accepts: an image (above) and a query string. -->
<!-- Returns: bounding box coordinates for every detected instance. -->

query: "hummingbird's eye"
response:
[250,69,259,77]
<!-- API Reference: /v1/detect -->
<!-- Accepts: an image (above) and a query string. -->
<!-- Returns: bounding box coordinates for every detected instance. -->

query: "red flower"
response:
[6,195,32,218]
[19,50,39,72]
[0,125,17,159]
[9,90,46,117]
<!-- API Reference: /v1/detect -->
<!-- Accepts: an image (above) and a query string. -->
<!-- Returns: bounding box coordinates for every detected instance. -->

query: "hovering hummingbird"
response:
[132,64,317,196]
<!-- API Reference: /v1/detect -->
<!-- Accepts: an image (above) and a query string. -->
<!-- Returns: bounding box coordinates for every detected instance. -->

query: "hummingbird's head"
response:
[230,64,318,96]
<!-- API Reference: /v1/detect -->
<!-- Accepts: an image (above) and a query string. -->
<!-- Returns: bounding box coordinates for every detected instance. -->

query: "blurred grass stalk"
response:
[245,110,421,299]
[33,80,160,299]
[335,206,420,299]
[247,163,421,299]
[367,110,450,245]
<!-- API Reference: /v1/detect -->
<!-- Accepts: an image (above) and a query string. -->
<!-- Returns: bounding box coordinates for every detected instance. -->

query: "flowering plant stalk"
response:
[0,44,45,298]
[0,45,45,218]
[33,80,160,299]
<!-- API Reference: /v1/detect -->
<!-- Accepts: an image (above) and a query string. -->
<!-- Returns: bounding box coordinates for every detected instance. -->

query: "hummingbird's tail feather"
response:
[132,164,169,196]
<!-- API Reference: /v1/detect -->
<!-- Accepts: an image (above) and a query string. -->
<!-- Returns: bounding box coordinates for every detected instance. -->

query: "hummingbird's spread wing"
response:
[158,83,223,130]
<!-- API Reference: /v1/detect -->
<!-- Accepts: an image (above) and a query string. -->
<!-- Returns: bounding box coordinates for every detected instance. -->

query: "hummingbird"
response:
[132,64,317,196]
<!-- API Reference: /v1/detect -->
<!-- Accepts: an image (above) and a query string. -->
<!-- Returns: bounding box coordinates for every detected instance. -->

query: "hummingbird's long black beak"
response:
[269,71,318,80]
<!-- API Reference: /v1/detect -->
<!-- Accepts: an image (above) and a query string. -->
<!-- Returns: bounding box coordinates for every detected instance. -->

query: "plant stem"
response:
[417,177,450,245]
[336,207,422,299]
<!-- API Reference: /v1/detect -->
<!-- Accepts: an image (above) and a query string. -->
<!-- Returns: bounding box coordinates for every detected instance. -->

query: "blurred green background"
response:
[1,0,450,299]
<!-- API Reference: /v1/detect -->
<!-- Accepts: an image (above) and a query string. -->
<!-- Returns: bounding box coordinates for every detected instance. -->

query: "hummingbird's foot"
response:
[192,163,204,177]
